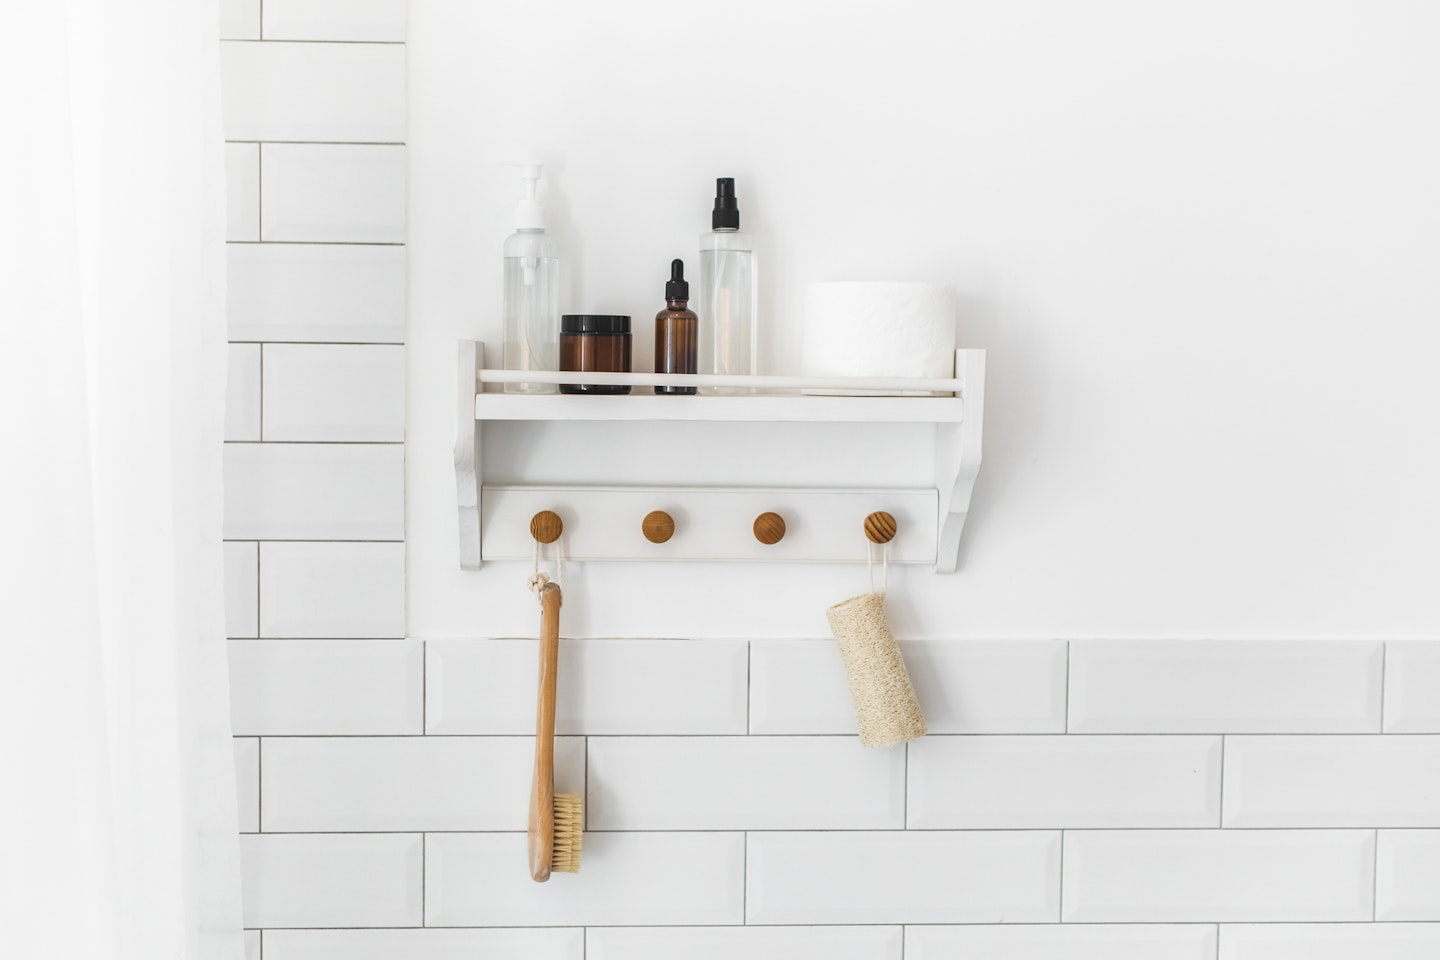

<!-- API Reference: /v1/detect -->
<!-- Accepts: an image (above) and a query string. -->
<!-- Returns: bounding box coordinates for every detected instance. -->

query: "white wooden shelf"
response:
[455,341,985,573]
[474,393,966,423]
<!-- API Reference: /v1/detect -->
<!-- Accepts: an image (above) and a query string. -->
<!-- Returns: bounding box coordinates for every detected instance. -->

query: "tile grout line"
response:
[1371,827,1378,921]
[1057,829,1065,922]
[1218,735,1226,826]
[1379,641,1388,733]
[256,736,263,831]
[744,640,751,735]
[257,342,264,440]
[421,831,427,927]
[256,143,262,239]
[741,831,748,925]
[1063,640,1071,733]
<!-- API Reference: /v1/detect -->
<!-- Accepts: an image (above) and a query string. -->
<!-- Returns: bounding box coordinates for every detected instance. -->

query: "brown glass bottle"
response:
[655,259,698,395]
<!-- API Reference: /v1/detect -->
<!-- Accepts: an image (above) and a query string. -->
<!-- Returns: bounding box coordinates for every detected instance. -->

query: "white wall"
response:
[221,2,1440,957]
[409,0,1440,639]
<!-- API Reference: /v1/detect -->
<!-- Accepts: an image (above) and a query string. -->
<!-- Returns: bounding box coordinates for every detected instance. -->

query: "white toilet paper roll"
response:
[801,282,956,395]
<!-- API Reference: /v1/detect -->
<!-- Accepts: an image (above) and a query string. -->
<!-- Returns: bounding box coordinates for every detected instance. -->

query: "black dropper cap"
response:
[665,259,689,301]
[711,177,740,230]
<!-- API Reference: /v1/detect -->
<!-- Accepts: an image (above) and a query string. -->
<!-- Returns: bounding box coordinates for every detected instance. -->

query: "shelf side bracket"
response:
[935,348,986,573]
[456,340,484,569]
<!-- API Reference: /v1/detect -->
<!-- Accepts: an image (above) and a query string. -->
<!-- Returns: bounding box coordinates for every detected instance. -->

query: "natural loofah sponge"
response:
[825,592,927,748]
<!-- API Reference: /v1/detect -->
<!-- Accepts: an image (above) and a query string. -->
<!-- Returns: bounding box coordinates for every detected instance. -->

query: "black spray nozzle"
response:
[665,259,689,301]
[711,177,739,229]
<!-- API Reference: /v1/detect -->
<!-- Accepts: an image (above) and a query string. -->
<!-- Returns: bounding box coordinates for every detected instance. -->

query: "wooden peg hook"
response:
[864,511,897,545]
[753,512,786,545]
[642,510,675,544]
[530,510,563,544]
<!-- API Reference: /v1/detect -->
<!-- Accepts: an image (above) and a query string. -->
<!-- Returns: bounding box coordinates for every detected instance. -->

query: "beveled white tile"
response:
[259,541,403,638]
[229,639,421,735]
[426,639,748,735]
[261,144,405,243]
[909,735,1220,828]
[263,344,404,441]
[746,831,1059,924]
[1376,830,1440,920]
[226,142,259,241]
[244,930,260,960]
[227,244,405,343]
[221,41,405,142]
[1219,923,1440,959]
[1069,640,1382,733]
[590,926,902,960]
[425,832,743,926]
[1385,641,1440,732]
[264,0,407,42]
[907,925,1217,960]
[1062,830,1375,922]
[220,0,260,39]
[750,639,1066,734]
[262,736,584,831]
[264,929,584,960]
[224,541,259,638]
[1223,735,1440,827]
[223,442,403,540]
[587,736,903,830]
[234,737,259,832]
[226,343,261,441]
[241,833,421,928]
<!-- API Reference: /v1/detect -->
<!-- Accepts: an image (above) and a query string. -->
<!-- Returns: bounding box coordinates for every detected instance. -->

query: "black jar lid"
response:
[562,314,631,334]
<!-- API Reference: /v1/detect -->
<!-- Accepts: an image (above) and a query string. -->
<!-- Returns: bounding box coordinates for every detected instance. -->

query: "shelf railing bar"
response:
[477,368,964,394]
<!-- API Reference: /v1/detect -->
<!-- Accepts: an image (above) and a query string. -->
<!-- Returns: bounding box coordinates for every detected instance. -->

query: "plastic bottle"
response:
[697,178,756,395]
[654,259,698,395]
[501,163,560,394]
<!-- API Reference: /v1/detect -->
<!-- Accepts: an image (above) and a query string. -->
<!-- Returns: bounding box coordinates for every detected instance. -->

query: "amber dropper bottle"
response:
[654,259,698,395]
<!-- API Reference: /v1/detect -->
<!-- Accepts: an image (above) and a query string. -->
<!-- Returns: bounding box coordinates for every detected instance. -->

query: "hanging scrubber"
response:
[825,513,927,748]
[526,511,582,880]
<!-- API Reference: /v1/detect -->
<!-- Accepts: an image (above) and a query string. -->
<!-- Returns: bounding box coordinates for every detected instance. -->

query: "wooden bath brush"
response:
[528,512,582,880]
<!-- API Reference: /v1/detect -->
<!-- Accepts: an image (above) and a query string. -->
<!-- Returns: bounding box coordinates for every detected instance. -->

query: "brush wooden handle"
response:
[528,581,562,881]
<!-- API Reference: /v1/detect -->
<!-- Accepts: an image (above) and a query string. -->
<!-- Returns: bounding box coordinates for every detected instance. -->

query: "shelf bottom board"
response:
[480,486,938,564]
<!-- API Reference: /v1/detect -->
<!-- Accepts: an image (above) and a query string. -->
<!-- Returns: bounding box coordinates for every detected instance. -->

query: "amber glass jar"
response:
[560,315,632,394]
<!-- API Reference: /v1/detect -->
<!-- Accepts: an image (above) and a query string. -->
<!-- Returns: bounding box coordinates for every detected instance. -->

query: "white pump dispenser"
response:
[501,163,560,393]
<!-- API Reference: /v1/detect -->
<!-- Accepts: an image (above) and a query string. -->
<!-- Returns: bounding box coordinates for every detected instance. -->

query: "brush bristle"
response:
[551,793,583,873]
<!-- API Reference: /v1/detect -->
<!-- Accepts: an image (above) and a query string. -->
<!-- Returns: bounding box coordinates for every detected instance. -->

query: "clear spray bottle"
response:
[697,178,756,395]
[501,163,559,394]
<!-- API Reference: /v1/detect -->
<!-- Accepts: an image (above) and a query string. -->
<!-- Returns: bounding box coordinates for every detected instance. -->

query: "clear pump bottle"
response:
[501,163,559,394]
[697,178,756,395]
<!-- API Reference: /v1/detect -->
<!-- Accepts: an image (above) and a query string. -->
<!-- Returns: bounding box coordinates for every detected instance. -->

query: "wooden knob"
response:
[864,511,897,545]
[642,510,675,544]
[753,512,786,545]
[529,510,563,544]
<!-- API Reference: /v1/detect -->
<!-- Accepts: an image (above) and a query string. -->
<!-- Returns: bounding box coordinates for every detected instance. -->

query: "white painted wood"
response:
[476,392,965,423]
[459,341,984,571]
[936,348,985,573]
[454,341,482,570]
[481,486,937,564]
[479,367,963,393]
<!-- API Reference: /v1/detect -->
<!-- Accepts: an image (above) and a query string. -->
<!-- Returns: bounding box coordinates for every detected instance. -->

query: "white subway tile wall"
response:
[1384,641,1440,732]
[262,0,408,43]
[220,42,406,143]
[260,143,406,242]
[262,343,405,441]
[225,343,262,440]
[227,244,406,343]
[229,639,422,735]
[1376,831,1440,921]
[222,15,1440,957]
[224,442,404,540]
[906,924,1218,960]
